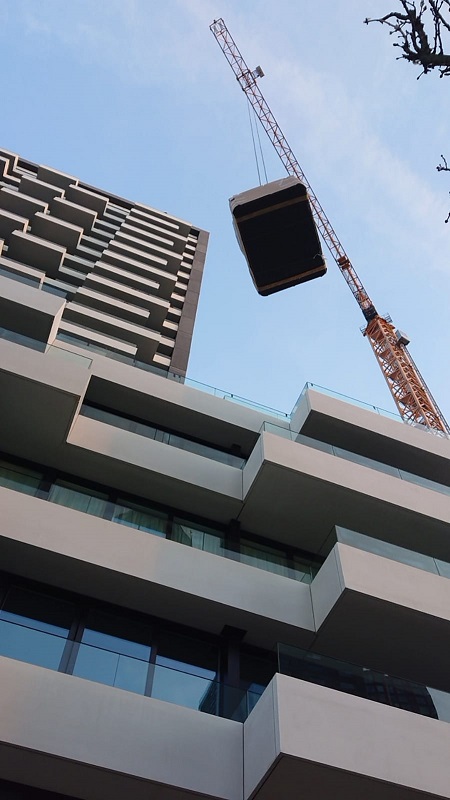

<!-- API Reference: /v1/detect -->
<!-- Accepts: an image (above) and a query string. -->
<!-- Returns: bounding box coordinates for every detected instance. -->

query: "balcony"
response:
[19,174,64,204]
[244,672,450,799]
[63,303,161,361]
[239,428,450,554]
[0,335,90,463]
[0,277,64,343]
[7,230,65,276]
[50,196,97,231]
[0,186,48,219]
[84,272,170,327]
[310,533,450,689]
[31,212,83,251]
[0,656,242,800]
[293,384,450,486]
[122,218,188,254]
[0,483,314,648]
[0,209,28,240]
[65,184,108,215]
[0,617,259,722]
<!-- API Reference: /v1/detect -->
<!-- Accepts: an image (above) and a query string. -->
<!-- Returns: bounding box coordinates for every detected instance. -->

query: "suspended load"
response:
[230,176,326,296]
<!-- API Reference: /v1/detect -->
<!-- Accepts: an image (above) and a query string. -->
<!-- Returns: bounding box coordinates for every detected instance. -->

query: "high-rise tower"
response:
[0,149,450,800]
[0,148,207,377]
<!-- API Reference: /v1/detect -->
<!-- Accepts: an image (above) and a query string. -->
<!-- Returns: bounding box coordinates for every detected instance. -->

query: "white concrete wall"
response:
[0,657,243,800]
[0,486,314,646]
[67,415,243,508]
[312,542,450,630]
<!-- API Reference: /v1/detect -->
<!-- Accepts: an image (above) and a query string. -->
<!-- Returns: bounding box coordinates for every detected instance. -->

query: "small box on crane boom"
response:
[230,176,326,296]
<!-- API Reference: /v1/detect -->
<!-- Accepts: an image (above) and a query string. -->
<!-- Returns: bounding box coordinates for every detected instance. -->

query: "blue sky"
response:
[1,0,449,421]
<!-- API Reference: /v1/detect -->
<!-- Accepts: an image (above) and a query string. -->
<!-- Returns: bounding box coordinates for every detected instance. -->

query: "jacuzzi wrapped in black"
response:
[230,176,326,296]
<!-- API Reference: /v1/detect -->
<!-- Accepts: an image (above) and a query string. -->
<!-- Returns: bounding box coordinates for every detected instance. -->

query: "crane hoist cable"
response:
[210,17,449,436]
[247,99,268,185]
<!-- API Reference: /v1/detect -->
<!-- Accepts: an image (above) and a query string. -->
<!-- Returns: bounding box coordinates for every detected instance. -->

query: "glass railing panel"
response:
[0,619,67,670]
[80,406,246,469]
[112,501,168,537]
[181,377,289,419]
[435,560,450,579]
[73,643,149,694]
[277,643,450,723]
[262,421,296,440]
[151,664,258,722]
[0,619,260,720]
[334,527,440,575]
[151,663,215,711]
[172,520,229,557]
[0,462,43,495]
[399,469,450,497]
[0,326,46,352]
[0,267,41,288]
[332,446,401,477]
[261,420,449,497]
[240,539,294,580]
[48,480,109,518]
[295,433,334,454]
[166,432,245,468]
[47,345,92,369]
[293,556,318,583]
[294,382,403,423]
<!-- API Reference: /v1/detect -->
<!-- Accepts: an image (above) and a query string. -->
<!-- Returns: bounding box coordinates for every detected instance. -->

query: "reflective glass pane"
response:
[0,619,67,670]
[156,631,218,679]
[48,481,108,518]
[112,501,167,537]
[435,559,450,578]
[172,520,224,555]
[240,651,275,695]
[80,610,151,660]
[240,539,290,578]
[0,586,74,635]
[151,664,214,710]
[0,461,42,495]
[293,556,314,583]
[73,643,148,694]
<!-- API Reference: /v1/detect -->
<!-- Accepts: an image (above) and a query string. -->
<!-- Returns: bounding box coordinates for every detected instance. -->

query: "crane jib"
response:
[210,17,449,435]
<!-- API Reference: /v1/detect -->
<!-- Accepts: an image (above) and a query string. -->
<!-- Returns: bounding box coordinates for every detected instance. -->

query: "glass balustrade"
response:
[277,643,450,723]
[329,526,450,580]
[260,421,450,498]
[293,382,403,422]
[0,463,315,583]
[80,404,246,469]
[0,617,259,722]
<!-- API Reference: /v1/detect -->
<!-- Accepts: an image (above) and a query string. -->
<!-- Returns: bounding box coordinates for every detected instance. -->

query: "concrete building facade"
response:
[0,151,450,800]
[0,148,207,377]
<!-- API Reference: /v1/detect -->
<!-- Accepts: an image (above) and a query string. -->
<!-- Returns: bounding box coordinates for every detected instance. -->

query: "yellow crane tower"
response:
[210,18,449,436]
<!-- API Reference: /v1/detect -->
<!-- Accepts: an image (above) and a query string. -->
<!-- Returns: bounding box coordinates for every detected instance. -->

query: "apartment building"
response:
[0,148,207,377]
[0,150,450,800]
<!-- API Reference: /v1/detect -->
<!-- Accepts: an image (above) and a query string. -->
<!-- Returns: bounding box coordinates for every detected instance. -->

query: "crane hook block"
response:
[230,177,326,296]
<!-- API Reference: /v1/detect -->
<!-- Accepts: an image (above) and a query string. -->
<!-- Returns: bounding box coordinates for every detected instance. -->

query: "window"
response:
[0,586,74,669]
[172,519,225,556]
[112,500,167,537]
[0,460,42,496]
[152,632,219,711]
[72,610,151,695]
[240,539,291,578]
[48,480,108,518]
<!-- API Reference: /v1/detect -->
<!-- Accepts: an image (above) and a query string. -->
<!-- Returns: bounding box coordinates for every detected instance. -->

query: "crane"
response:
[210,18,450,436]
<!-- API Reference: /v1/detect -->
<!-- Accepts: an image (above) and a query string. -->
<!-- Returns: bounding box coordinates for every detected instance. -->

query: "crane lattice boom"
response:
[210,17,449,435]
